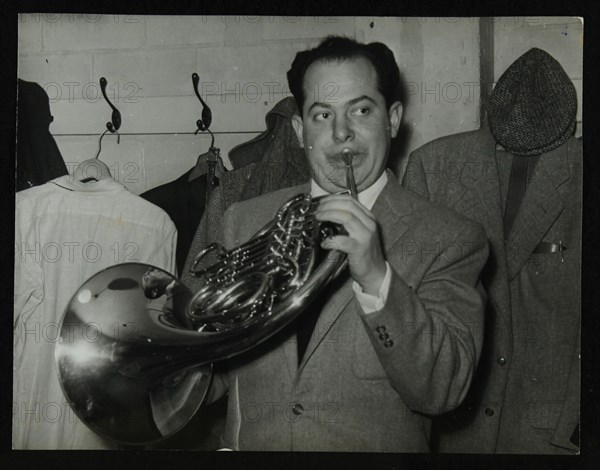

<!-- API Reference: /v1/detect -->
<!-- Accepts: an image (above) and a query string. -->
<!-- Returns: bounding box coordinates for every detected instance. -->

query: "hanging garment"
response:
[16,79,69,192]
[141,170,208,276]
[405,129,581,455]
[228,97,301,170]
[403,48,580,454]
[14,175,177,449]
[182,96,309,289]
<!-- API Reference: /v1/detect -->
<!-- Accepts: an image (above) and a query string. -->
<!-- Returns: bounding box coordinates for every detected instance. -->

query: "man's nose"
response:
[332,116,354,143]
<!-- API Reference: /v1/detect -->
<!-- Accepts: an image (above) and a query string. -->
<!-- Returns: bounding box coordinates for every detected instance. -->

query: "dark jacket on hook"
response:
[141,144,227,276]
[16,79,68,192]
[141,171,207,277]
[403,127,581,454]
[228,97,302,171]
[181,96,309,289]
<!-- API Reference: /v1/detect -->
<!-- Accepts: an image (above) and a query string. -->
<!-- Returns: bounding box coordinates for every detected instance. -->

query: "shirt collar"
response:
[50,174,126,193]
[310,171,388,210]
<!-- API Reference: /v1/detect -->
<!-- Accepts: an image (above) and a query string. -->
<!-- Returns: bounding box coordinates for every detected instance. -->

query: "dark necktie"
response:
[503,154,540,240]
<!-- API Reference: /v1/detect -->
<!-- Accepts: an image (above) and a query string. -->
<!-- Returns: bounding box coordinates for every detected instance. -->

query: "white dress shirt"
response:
[14,175,177,449]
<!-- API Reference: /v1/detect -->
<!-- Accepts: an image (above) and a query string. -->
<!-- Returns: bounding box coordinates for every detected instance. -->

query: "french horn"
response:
[55,151,358,445]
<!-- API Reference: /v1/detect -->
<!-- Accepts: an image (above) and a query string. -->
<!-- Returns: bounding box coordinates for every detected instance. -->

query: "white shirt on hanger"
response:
[13,175,177,449]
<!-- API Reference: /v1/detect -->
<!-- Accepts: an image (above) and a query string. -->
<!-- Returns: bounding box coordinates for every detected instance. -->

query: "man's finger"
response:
[317,208,371,236]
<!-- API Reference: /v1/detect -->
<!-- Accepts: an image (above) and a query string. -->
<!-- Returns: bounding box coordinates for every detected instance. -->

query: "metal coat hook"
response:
[192,73,213,132]
[100,77,122,134]
[190,73,220,200]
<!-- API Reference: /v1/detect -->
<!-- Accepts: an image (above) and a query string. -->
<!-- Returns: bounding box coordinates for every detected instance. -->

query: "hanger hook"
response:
[96,128,120,159]
[100,77,122,133]
[194,121,215,148]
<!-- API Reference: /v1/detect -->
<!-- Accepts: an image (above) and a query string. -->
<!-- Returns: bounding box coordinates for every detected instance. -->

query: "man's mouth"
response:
[327,150,364,164]
[322,160,363,187]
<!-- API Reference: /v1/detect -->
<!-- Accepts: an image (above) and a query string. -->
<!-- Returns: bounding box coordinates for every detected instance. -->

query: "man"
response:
[403,48,580,454]
[205,36,488,451]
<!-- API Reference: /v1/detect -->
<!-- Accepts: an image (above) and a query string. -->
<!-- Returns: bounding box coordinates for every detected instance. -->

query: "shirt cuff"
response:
[352,262,392,314]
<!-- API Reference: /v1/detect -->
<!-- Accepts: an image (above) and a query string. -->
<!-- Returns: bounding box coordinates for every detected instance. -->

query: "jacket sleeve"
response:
[358,221,488,415]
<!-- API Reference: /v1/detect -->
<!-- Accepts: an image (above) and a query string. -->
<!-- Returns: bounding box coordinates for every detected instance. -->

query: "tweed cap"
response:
[488,48,577,156]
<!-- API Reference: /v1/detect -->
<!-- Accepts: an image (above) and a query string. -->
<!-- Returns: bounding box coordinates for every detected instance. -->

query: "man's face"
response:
[291,57,402,194]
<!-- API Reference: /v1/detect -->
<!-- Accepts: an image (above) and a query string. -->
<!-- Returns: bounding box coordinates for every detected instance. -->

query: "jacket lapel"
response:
[297,175,413,373]
[281,326,299,381]
[451,128,513,330]
[504,143,570,280]
[453,128,506,251]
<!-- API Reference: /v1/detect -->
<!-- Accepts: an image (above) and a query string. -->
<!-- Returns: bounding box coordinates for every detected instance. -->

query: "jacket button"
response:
[292,403,304,416]
[384,339,394,348]
[484,407,495,417]
[379,332,389,341]
[376,325,386,334]
[497,356,507,366]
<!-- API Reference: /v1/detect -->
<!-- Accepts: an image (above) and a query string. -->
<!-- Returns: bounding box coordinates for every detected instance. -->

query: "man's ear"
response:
[388,101,403,139]
[291,113,305,148]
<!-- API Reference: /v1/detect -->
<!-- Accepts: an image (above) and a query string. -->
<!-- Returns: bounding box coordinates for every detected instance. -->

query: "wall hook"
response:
[100,77,122,133]
[192,73,213,131]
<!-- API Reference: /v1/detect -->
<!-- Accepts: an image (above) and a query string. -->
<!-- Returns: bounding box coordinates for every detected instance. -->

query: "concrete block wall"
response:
[17,15,582,193]
[17,15,353,193]
[17,15,485,192]
[357,17,482,175]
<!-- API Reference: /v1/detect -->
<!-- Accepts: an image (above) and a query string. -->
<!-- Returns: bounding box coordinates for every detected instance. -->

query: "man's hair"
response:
[287,36,402,113]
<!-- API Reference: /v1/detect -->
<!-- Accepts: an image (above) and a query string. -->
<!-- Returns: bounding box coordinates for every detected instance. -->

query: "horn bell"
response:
[55,193,348,445]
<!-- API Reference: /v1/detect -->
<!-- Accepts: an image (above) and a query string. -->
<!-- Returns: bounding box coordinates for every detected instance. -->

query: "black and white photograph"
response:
[8,10,592,464]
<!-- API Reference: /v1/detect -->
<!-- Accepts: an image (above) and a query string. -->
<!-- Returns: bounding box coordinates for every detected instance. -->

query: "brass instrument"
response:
[55,151,358,445]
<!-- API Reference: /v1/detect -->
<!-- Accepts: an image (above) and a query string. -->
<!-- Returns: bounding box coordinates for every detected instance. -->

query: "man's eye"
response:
[353,106,370,116]
[313,112,330,122]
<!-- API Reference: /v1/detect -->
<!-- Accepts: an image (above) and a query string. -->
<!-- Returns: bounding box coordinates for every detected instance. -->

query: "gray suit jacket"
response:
[403,127,581,454]
[207,173,488,451]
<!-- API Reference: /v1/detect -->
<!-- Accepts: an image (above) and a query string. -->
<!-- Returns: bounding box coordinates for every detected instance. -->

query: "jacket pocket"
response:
[525,401,562,430]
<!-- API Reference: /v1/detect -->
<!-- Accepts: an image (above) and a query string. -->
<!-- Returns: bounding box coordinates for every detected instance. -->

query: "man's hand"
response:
[315,193,386,296]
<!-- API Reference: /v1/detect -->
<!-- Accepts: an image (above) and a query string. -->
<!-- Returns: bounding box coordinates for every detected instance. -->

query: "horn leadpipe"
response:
[341,149,358,199]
